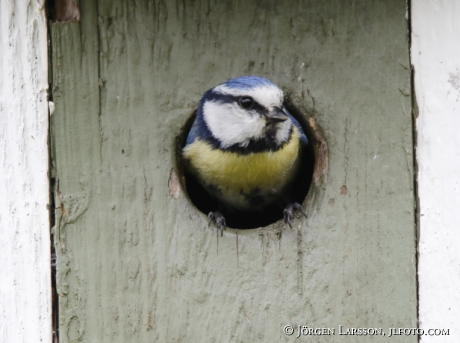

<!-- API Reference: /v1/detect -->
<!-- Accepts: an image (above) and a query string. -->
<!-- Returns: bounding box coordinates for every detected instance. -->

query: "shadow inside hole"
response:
[176,100,315,229]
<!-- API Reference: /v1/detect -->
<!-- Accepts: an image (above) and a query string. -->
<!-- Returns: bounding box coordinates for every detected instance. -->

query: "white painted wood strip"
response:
[412,1,460,341]
[0,1,51,342]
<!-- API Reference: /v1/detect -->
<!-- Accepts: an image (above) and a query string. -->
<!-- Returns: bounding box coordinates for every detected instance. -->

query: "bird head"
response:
[199,76,293,150]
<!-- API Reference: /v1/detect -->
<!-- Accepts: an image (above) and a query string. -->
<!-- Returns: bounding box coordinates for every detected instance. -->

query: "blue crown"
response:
[223,76,277,90]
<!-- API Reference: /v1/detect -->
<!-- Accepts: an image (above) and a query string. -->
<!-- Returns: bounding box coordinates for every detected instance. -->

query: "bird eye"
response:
[239,96,254,109]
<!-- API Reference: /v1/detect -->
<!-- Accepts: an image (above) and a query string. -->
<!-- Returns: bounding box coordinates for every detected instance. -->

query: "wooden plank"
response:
[52,1,417,341]
[50,1,101,341]
[0,1,51,342]
[412,1,460,341]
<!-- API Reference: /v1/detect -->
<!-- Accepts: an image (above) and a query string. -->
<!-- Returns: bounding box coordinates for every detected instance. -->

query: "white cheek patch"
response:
[203,101,266,148]
[275,118,292,143]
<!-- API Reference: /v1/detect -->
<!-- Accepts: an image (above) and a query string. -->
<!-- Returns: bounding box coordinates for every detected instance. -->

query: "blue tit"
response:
[182,76,312,234]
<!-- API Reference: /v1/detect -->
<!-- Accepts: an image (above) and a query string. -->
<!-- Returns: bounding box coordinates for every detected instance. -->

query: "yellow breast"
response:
[183,127,301,193]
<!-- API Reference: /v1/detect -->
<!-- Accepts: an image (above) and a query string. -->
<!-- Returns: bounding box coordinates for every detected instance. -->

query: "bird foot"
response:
[283,202,307,229]
[208,211,226,237]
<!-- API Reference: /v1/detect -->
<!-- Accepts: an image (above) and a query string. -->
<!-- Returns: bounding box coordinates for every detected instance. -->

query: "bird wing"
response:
[185,118,200,146]
[289,115,309,147]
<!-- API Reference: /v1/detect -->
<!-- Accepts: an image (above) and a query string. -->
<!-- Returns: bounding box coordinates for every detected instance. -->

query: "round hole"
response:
[176,99,316,229]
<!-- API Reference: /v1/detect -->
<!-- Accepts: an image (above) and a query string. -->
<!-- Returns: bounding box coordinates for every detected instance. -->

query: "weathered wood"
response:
[53,0,80,23]
[412,1,460,341]
[0,1,51,342]
[51,1,416,341]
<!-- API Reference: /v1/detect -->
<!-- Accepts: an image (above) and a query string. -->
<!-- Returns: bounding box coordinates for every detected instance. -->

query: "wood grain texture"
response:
[0,1,51,342]
[51,1,417,341]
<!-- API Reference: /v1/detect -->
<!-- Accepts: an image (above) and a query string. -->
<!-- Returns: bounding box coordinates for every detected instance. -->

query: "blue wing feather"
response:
[186,119,199,146]
[289,114,309,147]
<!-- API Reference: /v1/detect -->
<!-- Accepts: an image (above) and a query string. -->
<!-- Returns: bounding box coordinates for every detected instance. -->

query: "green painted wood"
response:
[51,1,417,342]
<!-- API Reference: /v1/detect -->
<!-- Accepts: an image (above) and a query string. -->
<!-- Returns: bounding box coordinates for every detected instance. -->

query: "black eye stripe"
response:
[203,90,268,115]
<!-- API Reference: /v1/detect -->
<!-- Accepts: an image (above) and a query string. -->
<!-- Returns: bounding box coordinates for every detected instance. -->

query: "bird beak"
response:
[265,106,289,123]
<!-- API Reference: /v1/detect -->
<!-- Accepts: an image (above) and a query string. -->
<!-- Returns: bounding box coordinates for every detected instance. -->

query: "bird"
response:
[182,76,313,235]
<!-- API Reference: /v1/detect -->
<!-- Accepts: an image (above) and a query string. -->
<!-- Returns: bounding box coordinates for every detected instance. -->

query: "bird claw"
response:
[208,211,226,237]
[283,202,307,229]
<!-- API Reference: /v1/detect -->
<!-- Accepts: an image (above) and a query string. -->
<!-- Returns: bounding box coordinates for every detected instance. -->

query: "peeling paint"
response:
[53,0,80,23]
[168,168,181,199]
[309,116,328,186]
